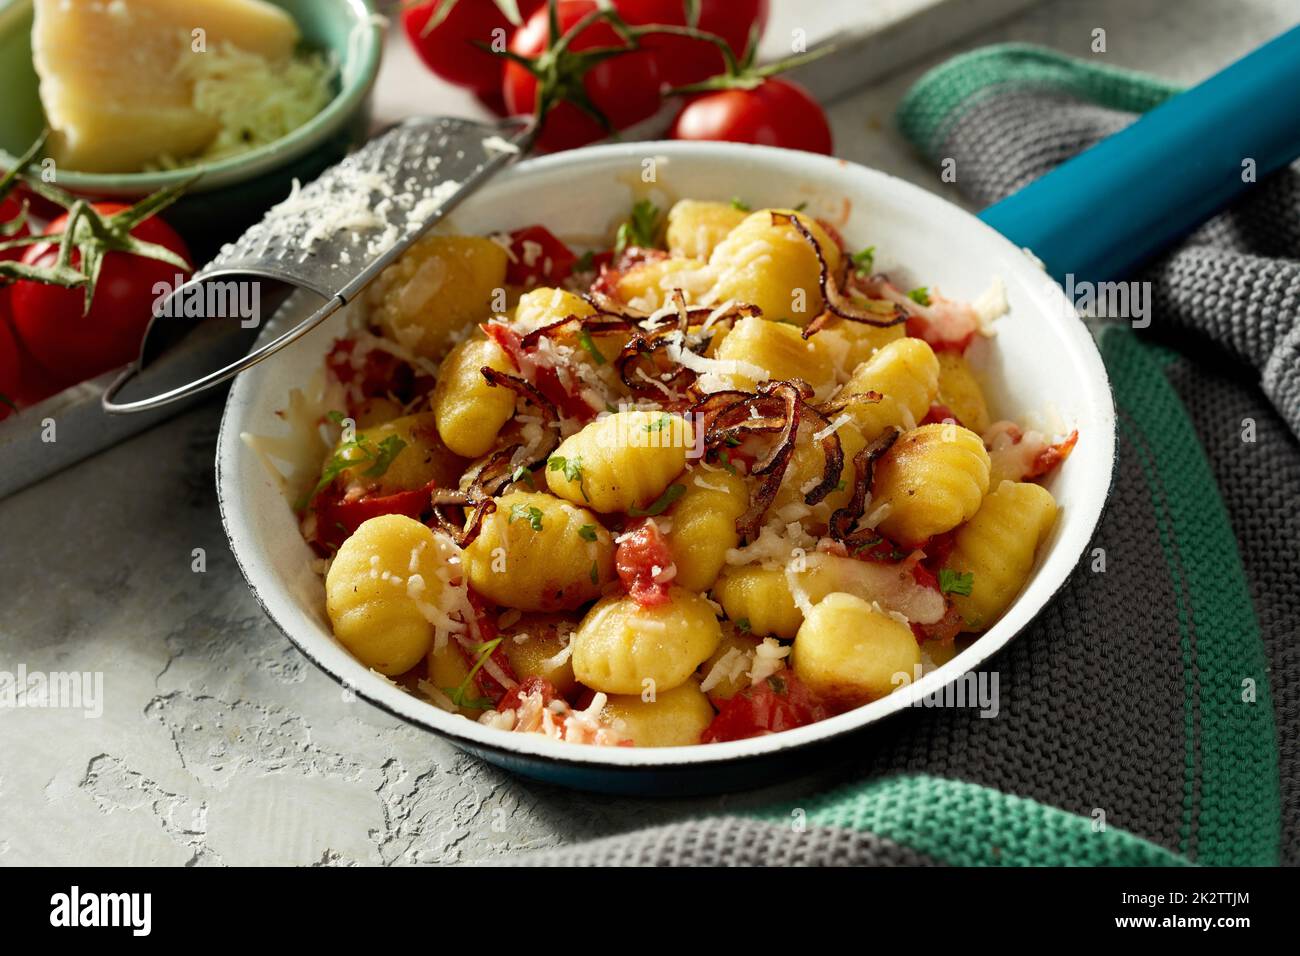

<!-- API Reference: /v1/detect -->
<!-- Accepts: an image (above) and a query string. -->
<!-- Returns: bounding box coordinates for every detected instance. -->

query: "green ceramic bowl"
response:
[0,0,384,254]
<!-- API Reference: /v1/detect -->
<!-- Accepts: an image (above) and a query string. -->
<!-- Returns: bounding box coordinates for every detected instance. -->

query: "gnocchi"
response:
[432,337,518,458]
[325,515,451,675]
[601,680,716,747]
[365,235,507,358]
[665,199,749,260]
[295,198,1075,748]
[942,480,1059,631]
[840,337,940,440]
[708,209,843,324]
[571,588,722,695]
[872,422,991,545]
[332,412,464,496]
[545,410,693,514]
[462,492,615,610]
[663,466,750,592]
[711,315,838,396]
[792,592,921,708]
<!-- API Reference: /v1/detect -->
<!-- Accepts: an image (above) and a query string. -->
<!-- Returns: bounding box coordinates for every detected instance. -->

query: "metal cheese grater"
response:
[101,115,536,413]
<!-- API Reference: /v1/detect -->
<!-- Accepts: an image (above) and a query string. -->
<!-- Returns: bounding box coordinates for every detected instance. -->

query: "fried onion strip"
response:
[770,211,907,335]
[827,427,901,543]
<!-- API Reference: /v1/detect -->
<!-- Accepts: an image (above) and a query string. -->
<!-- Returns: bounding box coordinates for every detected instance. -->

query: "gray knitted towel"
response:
[515,46,1297,867]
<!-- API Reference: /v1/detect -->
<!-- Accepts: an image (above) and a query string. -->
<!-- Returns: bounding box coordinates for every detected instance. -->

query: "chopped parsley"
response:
[510,464,536,489]
[578,524,599,542]
[730,196,751,212]
[325,409,348,425]
[547,455,588,500]
[851,246,876,276]
[792,201,808,212]
[577,329,606,365]
[907,286,931,306]
[614,199,661,256]
[643,413,674,432]
[443,637,504,710]
[298,433,407,510]
[736,617,751,633]
[589,561,599,585]
[509,503,545,531]
[628,483,686,517]
[574,249,597,272]
[766,674,788,696]
[939,568,975,597]
[362,435,407,478]
[852,535,884,555]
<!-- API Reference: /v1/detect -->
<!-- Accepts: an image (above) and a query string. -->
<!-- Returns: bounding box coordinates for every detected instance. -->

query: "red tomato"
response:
[10,204,191,387]
[505,224,577,286]
[911,605,963,645]
[670,78,833,155]
[700,671,829,742]
[905,314,975,354]
[402,0,544,95]
[503,0,663,152]
[920,403,962,427]
[1027,429,1079,479]
[325,337,431,412]
[308,485,434,554]
[615,0,769,88]
[1,195,28,263]
[0,312,20,420]
[482,321,601,422]
[614,519,674,607]
[497,675,558,712]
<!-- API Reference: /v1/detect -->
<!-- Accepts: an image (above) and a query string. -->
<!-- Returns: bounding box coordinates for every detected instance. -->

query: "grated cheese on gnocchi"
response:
[289,197,1074,746]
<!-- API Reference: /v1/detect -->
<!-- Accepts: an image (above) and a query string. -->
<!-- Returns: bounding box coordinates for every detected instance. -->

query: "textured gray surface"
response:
[2,0,1297,866]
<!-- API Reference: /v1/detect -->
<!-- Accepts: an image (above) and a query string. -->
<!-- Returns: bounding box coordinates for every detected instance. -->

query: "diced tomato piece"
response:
[922,530,958,567]
[535,364,601,422]
[905,314,975,354]
[325,337,418,410]
[465,588,499,642]
[1025,429,1079,479]
[910,561,939,592]
[911,605,964,644]
[921,403,963,427]
[505,225,577,286]
[588,246,668,300]
[309,484,432,554]
[700,671,829,743]
[615,519,675,607]
[482,320,600,423]
[848,533,909,564]
[481,322,527,371]
[454,592,518,699]
[496,676,558,713]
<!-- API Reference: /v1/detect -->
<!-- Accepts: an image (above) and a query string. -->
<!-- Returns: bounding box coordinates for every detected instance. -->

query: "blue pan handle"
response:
[979,25,1300,284]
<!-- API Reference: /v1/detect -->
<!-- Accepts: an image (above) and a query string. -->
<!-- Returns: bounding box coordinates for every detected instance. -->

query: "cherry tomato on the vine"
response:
[615,0,769,88]
[1,194,28,263]
[10,204,192,387]
[0,309,20,419]
[503,0,663,153]
[402,0,544,97]
[669,77,832,154]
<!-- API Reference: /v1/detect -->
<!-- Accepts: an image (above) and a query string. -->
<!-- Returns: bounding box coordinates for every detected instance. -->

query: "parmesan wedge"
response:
[33,0,299,172]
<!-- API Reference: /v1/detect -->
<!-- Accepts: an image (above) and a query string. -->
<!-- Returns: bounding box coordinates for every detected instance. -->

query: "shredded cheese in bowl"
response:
[150,41,335,169]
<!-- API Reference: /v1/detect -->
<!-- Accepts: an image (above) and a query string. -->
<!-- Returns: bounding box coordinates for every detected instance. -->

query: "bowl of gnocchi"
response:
[217,141,1116,794]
